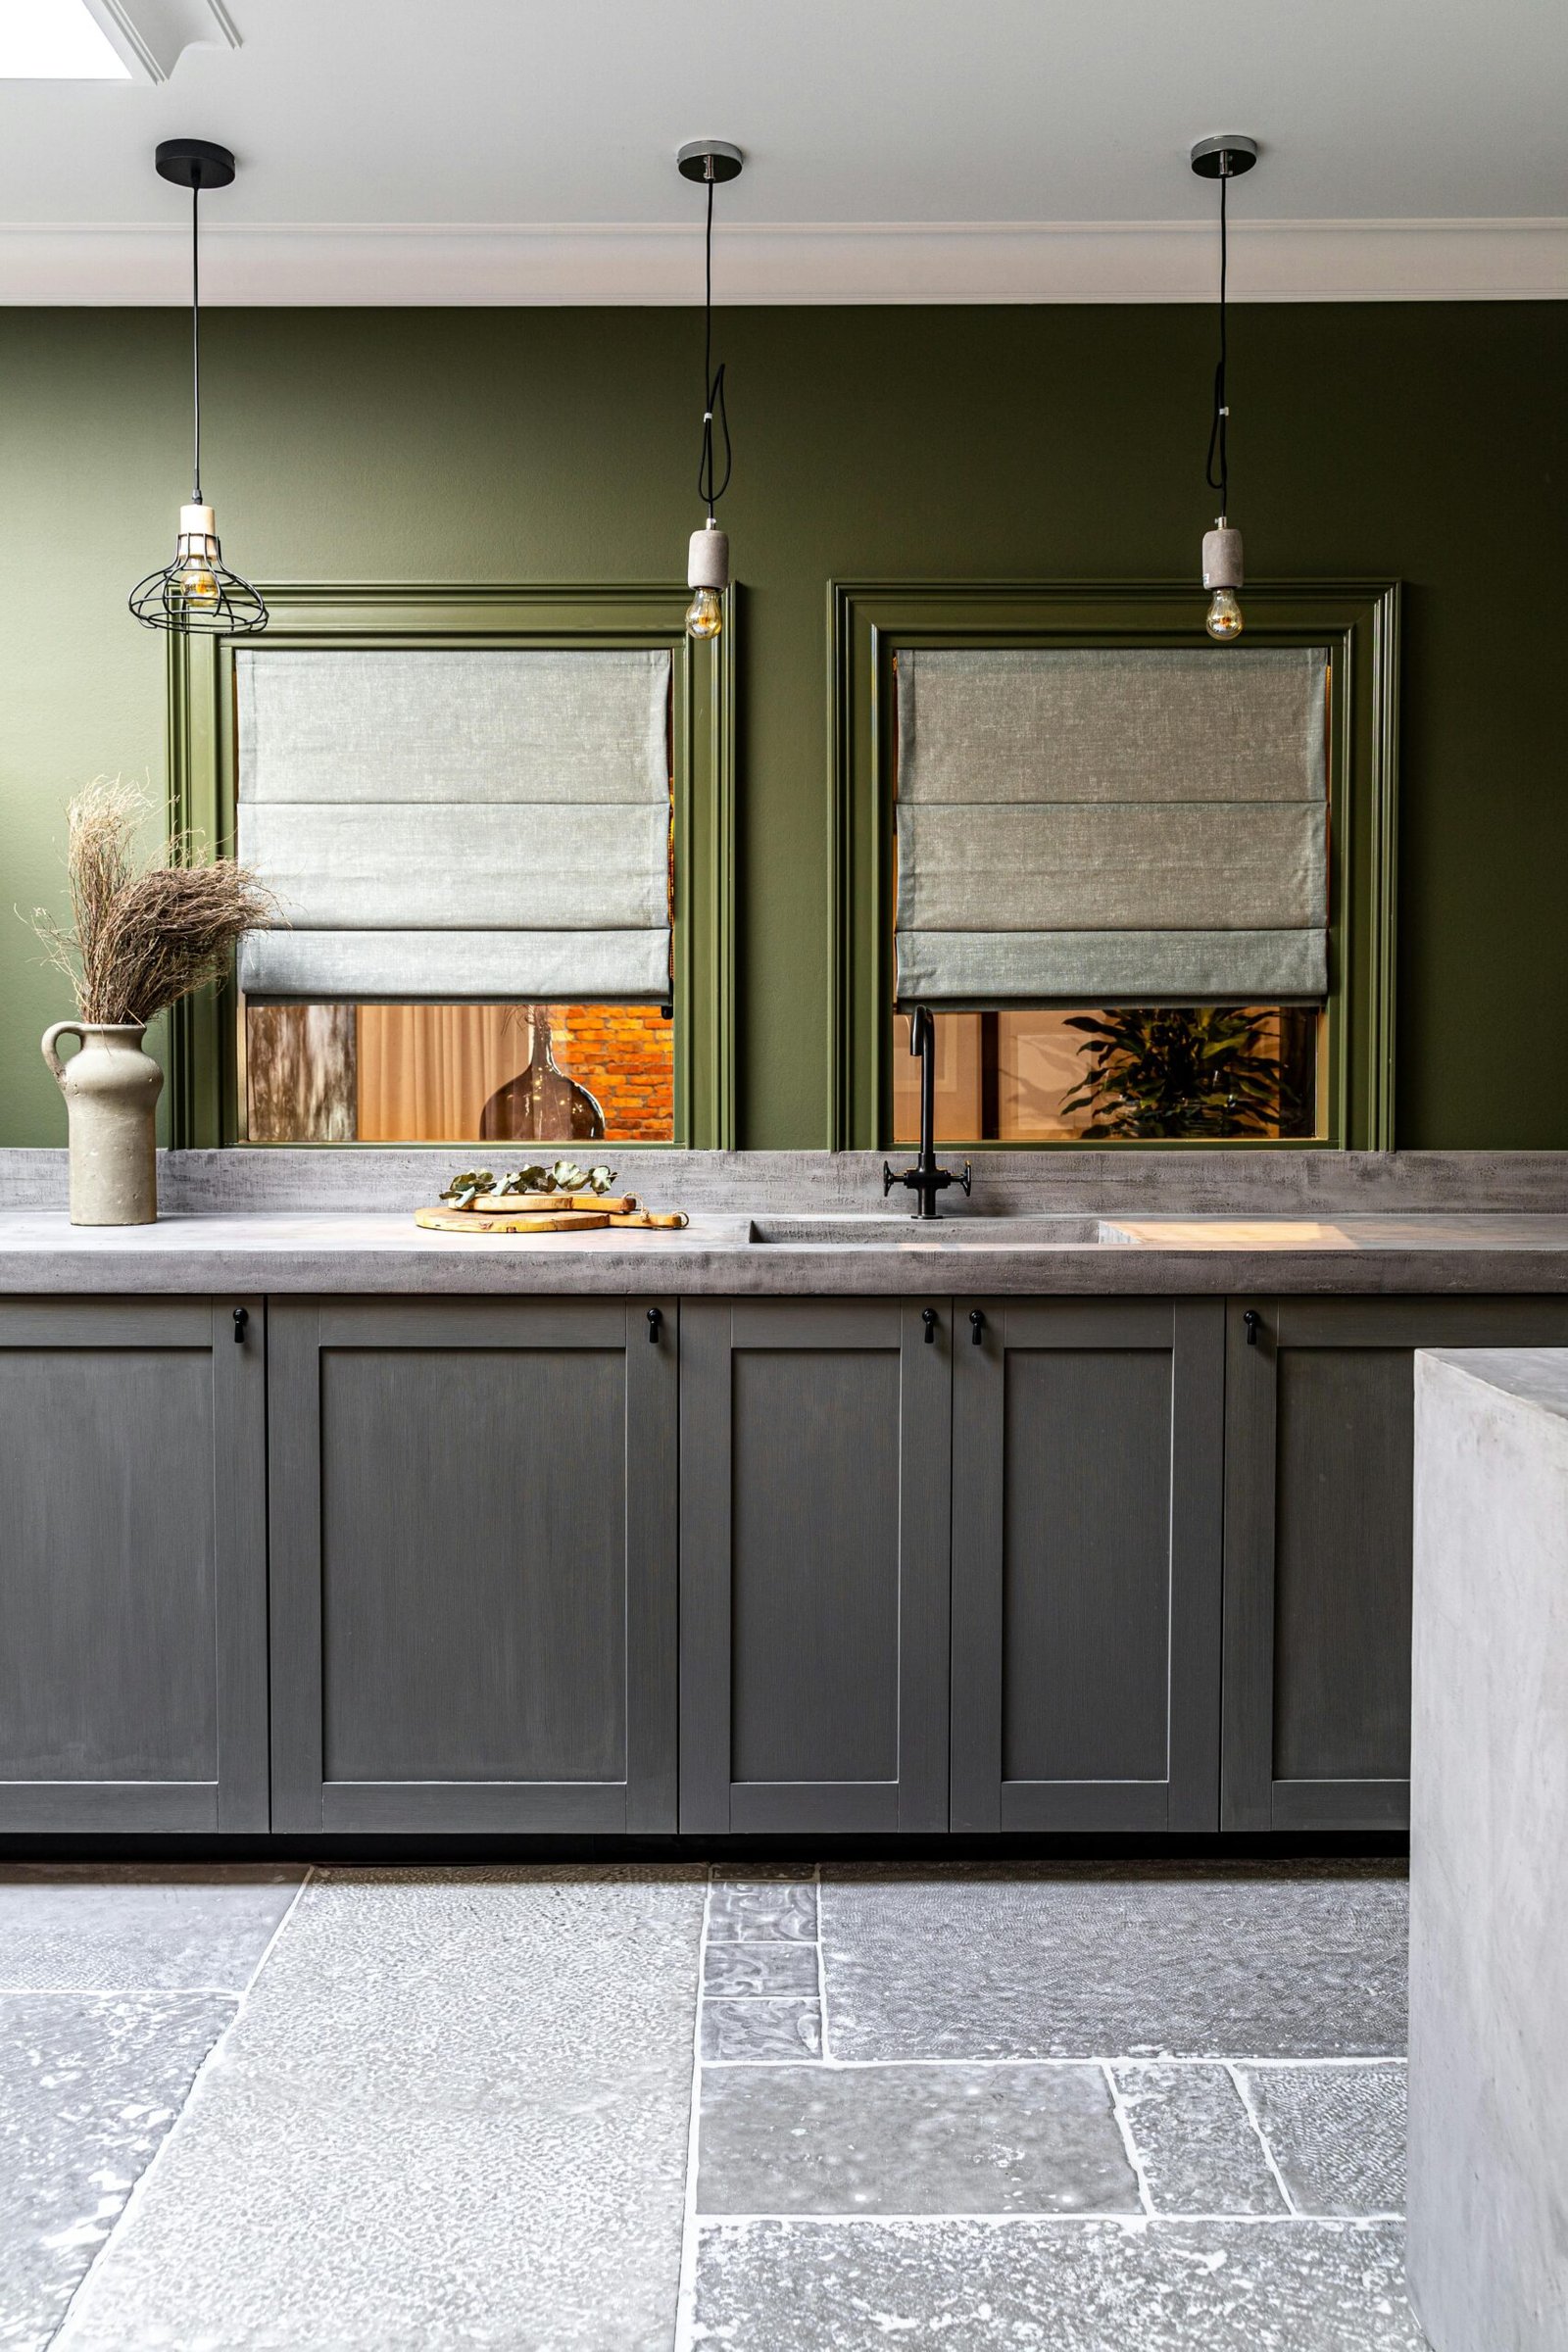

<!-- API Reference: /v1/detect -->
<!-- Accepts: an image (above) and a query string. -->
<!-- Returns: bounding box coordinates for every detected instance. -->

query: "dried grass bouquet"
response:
[29,778,277,1027]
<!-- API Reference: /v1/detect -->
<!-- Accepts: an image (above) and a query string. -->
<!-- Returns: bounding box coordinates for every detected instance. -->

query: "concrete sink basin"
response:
[745,1214,1138,1247]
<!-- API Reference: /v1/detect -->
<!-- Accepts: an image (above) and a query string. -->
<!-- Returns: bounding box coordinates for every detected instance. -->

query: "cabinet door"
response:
[269,1297,677,1833]
[680,1299,951,1832]
[0,1297,269,1832]
[952,1298,1225,1833]
[1223,1295,1568,1832]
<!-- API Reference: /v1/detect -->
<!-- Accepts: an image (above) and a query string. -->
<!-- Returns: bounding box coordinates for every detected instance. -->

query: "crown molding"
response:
[2,216,1565,305]
[81,0,239,84]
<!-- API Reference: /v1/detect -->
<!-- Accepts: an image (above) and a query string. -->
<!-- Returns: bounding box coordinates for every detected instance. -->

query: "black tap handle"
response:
[647,1306,662,1345]
[1244,1309,1261,1347]
[960,1161,972,1196]
[883,1161,896,1198]
[232,1306,249,1345]
[921,1307,938,1345]
[969,1308,985,1346]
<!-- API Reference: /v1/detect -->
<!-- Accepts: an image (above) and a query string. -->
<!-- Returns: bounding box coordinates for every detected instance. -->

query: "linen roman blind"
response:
[895,646,1328,1006]
[234,647,672,1002]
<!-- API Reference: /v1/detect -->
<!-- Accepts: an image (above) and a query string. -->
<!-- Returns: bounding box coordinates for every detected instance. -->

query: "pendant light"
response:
[676,140,743,640]
[130,139,267,636]
[1191,134,1257,644]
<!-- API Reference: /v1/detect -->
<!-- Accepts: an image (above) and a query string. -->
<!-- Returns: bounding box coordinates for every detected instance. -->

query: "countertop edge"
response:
[7,1243,1568,1297]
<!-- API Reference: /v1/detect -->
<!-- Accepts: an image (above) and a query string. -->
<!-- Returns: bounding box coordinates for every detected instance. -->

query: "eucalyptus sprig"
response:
[439,1159,616,1209]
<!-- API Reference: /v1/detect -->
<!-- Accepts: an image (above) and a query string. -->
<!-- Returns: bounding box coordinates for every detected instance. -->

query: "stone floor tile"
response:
[0,1992,232,2352]
[51,1867,704,2352]
[704,1942,820,1996]
[699,2063,1139,2217]
[0,1866,305,1993]
[821,1865,1408,2059]
[1112,2065,1285,2216]
[702,1997,822,2060]
[1241,2064,1407,2217]
[693,2216,1426,2347]
[707,1880,818,1942]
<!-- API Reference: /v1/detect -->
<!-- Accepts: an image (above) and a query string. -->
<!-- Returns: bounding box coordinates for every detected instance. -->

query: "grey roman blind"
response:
[234,647,672,1002]
[895,646,1329,1006]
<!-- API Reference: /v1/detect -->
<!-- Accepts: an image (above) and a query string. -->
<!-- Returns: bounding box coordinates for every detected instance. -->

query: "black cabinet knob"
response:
[1244,1308,1262,1347]
[232,1306,249,1345]
[921,1307,938,1345]
[647,1306,662,1345]
[969,1309,985,1346]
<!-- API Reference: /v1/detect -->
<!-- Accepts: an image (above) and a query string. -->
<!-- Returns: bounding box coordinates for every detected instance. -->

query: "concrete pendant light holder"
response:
[687,521,729,591]
[1201,521,1244,590]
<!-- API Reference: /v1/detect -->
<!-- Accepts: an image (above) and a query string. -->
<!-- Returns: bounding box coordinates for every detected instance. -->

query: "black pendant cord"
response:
[1204,169,1229,513]
[189,176,203,504]
[696,171,731,520]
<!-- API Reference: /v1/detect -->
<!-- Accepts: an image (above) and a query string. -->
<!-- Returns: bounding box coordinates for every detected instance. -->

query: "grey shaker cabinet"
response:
[267,1296,678,1833]
[0,1296,269,1832]
[678,1298,953,1832]
[10,1282,1546,1846]
[1221,1294,1568,1833]
[951,1298,1226,1832]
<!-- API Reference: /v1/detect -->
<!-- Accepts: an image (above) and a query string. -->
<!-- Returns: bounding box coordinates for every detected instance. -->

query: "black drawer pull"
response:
[647,1306,662,1344]
[232,1306,249,1345]
[969,1309,985,1345]
[921,1307,938,1345]
[1244,1309,1261,1347]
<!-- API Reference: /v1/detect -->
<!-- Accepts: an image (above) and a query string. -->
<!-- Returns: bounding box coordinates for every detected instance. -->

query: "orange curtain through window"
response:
[356,1005,530,1142]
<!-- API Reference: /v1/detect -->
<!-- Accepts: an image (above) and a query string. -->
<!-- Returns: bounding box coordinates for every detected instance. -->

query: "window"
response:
[166,585,734,1148]
[890,1006,1323,1146]
[246,1002,674,1144]
[830,582,1398,1151]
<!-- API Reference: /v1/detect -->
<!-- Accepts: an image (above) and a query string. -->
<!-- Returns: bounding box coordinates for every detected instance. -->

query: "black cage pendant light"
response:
[676,140,743,640]
[1191,133,1257,644]
[130,139,267,636]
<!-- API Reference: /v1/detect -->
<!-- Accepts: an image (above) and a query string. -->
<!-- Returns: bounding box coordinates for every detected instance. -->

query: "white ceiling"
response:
[0,0,129,81]
[2,0,1566,302]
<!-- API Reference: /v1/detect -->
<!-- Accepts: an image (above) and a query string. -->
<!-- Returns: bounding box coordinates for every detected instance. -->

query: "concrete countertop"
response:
[1407,1343,1568,2346]
[1418,1343,1568,1417]
[6,1207,1568,1295]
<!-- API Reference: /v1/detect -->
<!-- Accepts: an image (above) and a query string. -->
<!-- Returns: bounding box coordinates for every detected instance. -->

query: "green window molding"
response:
[165,581,736,1149]
[827,579,1400,1152]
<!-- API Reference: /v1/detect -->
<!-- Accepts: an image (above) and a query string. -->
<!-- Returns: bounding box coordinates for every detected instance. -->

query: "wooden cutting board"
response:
[415,1205,612,1235]
[489,1193,640,1214]
[414,1204,689,1235]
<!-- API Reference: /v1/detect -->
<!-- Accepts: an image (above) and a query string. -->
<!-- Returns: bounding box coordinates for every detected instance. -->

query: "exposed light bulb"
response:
[172,503,220,612]
[1205,588,1244,642]
[685,586,723,640]
[176,561,220,611]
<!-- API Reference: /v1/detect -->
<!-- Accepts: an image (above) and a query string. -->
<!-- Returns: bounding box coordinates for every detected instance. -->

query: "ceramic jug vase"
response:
[41,1022,164,1225]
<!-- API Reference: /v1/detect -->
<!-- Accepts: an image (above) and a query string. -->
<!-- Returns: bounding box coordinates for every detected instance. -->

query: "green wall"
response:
[2,303,1564,1149]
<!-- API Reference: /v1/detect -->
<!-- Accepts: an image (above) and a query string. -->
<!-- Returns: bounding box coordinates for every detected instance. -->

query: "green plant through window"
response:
[1059,1005,1296,1140]
[887,1004,1319,1146]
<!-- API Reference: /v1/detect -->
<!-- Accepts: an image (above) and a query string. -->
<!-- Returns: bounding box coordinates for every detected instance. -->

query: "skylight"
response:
[0,0,130,79]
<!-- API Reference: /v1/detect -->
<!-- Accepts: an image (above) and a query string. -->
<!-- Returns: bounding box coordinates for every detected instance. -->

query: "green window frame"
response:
[827,578,1400,1152]
[165,581,736,1149]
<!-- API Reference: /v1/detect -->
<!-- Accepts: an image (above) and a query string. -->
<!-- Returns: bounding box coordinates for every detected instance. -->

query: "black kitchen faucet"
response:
[883,1004,972,1220]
